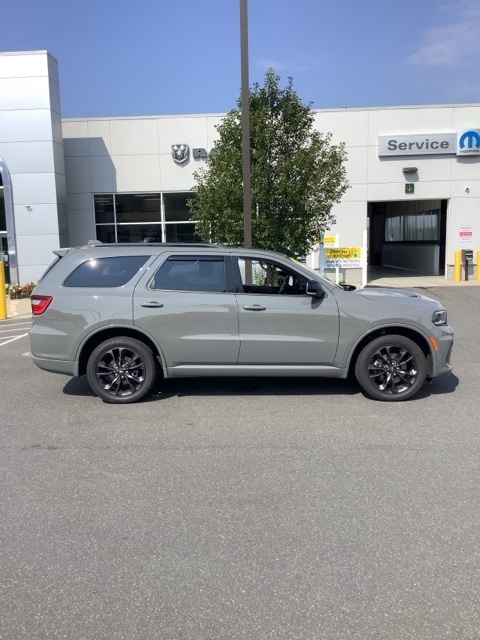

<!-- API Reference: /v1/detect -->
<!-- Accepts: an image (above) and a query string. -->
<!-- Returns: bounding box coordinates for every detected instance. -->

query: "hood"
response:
[353,286,422,299]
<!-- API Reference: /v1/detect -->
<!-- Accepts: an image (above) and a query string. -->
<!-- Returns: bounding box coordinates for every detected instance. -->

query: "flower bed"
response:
[6,282,36,299]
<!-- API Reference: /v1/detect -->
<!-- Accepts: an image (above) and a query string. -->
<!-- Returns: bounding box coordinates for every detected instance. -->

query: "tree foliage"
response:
[189,69,349,256]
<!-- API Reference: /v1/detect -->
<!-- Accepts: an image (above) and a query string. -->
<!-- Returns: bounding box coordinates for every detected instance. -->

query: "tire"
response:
[355,335,427,401]
[86,337,157,404]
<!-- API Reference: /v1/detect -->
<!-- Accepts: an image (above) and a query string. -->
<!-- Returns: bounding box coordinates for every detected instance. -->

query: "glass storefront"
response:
[94,192,201,244]
[0,186,9,282]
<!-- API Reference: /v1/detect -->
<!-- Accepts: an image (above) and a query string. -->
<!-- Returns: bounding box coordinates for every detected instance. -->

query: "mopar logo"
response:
[457,129,480,155]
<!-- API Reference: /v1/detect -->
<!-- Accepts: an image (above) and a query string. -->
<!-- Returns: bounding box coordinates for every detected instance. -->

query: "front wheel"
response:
[355,335,427,401]
[86,337,157,404]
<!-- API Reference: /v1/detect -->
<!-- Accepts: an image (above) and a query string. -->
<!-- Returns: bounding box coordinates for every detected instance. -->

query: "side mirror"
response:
[306,280,325,298]
[341,284,356,291]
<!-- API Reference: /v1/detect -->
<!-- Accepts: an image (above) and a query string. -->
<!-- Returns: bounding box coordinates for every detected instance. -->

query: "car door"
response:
[133,253,240,369]
[233,255,340,365]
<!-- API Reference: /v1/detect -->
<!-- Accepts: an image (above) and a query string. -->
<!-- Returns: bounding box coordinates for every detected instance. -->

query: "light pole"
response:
[240,0,252,248]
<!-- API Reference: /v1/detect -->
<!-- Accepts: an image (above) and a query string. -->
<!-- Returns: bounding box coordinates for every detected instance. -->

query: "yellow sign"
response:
[325,247,362,268]
[323,235,337,246]
[326,247,361,259]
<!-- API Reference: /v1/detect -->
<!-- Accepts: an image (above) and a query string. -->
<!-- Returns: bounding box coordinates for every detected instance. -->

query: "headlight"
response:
[432,309,447,326]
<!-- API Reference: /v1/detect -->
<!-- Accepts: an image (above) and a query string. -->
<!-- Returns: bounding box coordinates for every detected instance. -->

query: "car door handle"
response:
[141,301,164,308]
[243,304,266,311]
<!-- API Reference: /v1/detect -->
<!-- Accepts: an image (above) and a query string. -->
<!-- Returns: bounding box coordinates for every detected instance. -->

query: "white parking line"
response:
[0,323,31,333]
[0,333,29,346]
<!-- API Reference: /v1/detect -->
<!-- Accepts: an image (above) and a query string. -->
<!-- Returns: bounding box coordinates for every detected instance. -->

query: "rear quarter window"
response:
[63,256,150,287]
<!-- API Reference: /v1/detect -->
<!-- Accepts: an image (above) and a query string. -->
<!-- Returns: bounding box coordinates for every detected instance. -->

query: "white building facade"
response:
[1,50,479,284]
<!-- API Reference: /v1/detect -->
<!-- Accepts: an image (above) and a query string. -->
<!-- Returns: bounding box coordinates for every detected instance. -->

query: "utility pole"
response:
[240,0,252,248]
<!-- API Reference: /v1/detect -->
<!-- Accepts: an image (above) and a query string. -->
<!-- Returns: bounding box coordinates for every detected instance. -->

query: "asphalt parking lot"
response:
[1,286,479,640]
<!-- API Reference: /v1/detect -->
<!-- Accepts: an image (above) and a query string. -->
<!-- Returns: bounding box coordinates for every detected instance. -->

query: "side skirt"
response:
[165,364,349,379]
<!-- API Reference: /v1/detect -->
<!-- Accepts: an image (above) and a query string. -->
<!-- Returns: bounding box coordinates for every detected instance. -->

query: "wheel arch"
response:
[348,326,433,378]
[78,327,164,377]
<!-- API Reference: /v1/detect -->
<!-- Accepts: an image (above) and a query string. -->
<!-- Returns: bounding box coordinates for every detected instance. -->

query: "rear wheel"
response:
[355,335,427,401]
[86,337,157,404]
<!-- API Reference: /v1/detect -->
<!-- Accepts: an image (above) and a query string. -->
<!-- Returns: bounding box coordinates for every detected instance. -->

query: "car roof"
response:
[60,242,293,260]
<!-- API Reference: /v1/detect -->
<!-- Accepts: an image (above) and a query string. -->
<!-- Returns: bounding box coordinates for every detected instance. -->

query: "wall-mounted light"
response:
[465,187,470,193]
[402,167,418,174]
[25,205,32,212]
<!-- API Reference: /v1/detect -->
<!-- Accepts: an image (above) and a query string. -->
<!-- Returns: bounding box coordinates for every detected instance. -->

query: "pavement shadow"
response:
[63,374,361,401]
[62,372,458,402]
[154,376,361,400]
[413,372,459,399]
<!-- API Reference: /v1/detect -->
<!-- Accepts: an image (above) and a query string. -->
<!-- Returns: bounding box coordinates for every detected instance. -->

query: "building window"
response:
[94,192,201,243]
[0,189,5,233]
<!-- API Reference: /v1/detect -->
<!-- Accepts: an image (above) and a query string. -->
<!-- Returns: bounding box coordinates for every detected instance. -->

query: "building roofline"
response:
[61,103,480,123]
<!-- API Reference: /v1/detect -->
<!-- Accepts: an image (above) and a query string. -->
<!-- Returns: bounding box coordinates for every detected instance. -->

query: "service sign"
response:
[379,130,480,157]
[378,133,456,156]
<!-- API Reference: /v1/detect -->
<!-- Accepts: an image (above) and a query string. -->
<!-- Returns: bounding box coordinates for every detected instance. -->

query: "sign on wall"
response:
[378,133,456,156]
[459,226,473,243]
[457,130,480,156]
[378,130,480,157]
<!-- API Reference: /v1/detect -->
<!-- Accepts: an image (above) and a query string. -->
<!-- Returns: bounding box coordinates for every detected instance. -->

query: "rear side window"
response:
[152,255,227,292]
[63,256,149,288]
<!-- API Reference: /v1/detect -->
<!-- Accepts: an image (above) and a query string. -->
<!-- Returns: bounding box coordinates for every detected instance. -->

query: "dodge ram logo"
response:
[171,144,190,164]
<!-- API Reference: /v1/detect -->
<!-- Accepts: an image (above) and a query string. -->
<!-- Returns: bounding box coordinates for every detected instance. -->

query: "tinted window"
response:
[64,256,149,288]
[152,256,226,292]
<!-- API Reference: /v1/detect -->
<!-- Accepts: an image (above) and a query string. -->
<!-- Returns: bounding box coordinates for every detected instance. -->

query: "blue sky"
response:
[3,0,480,118]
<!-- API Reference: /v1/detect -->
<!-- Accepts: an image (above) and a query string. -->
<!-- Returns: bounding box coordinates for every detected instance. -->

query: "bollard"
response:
[0,261,7,320]
[454,250,462,282]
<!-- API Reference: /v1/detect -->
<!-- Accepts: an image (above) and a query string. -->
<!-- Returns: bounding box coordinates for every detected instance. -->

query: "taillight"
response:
[31,295,53,315]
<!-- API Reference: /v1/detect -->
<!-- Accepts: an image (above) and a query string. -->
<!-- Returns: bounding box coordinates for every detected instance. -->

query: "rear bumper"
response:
[31,355,77,377]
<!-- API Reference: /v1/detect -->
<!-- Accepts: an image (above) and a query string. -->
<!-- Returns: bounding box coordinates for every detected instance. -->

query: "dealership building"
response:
[1,50,480,285]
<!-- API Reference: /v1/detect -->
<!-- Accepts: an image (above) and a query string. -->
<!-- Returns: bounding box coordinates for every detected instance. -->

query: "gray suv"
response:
[29,243,453,403]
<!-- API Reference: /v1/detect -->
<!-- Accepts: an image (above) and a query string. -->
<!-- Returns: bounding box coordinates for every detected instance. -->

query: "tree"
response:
[189,69,349,257]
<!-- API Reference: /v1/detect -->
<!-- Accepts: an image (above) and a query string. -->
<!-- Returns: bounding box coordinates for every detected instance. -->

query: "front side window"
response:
[151,256,227,292]
[64,256,149,288]
[237,258,308,295]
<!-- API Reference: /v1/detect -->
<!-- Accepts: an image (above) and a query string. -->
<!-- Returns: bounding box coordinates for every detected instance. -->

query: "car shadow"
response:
[62,375,360,399]
[412,372,459,399]
[153,376,361,399]
[62,372,459,402]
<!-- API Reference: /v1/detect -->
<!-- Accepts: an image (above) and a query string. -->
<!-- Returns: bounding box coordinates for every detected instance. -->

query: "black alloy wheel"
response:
[355,335,427,401]
[86,337,157,403]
